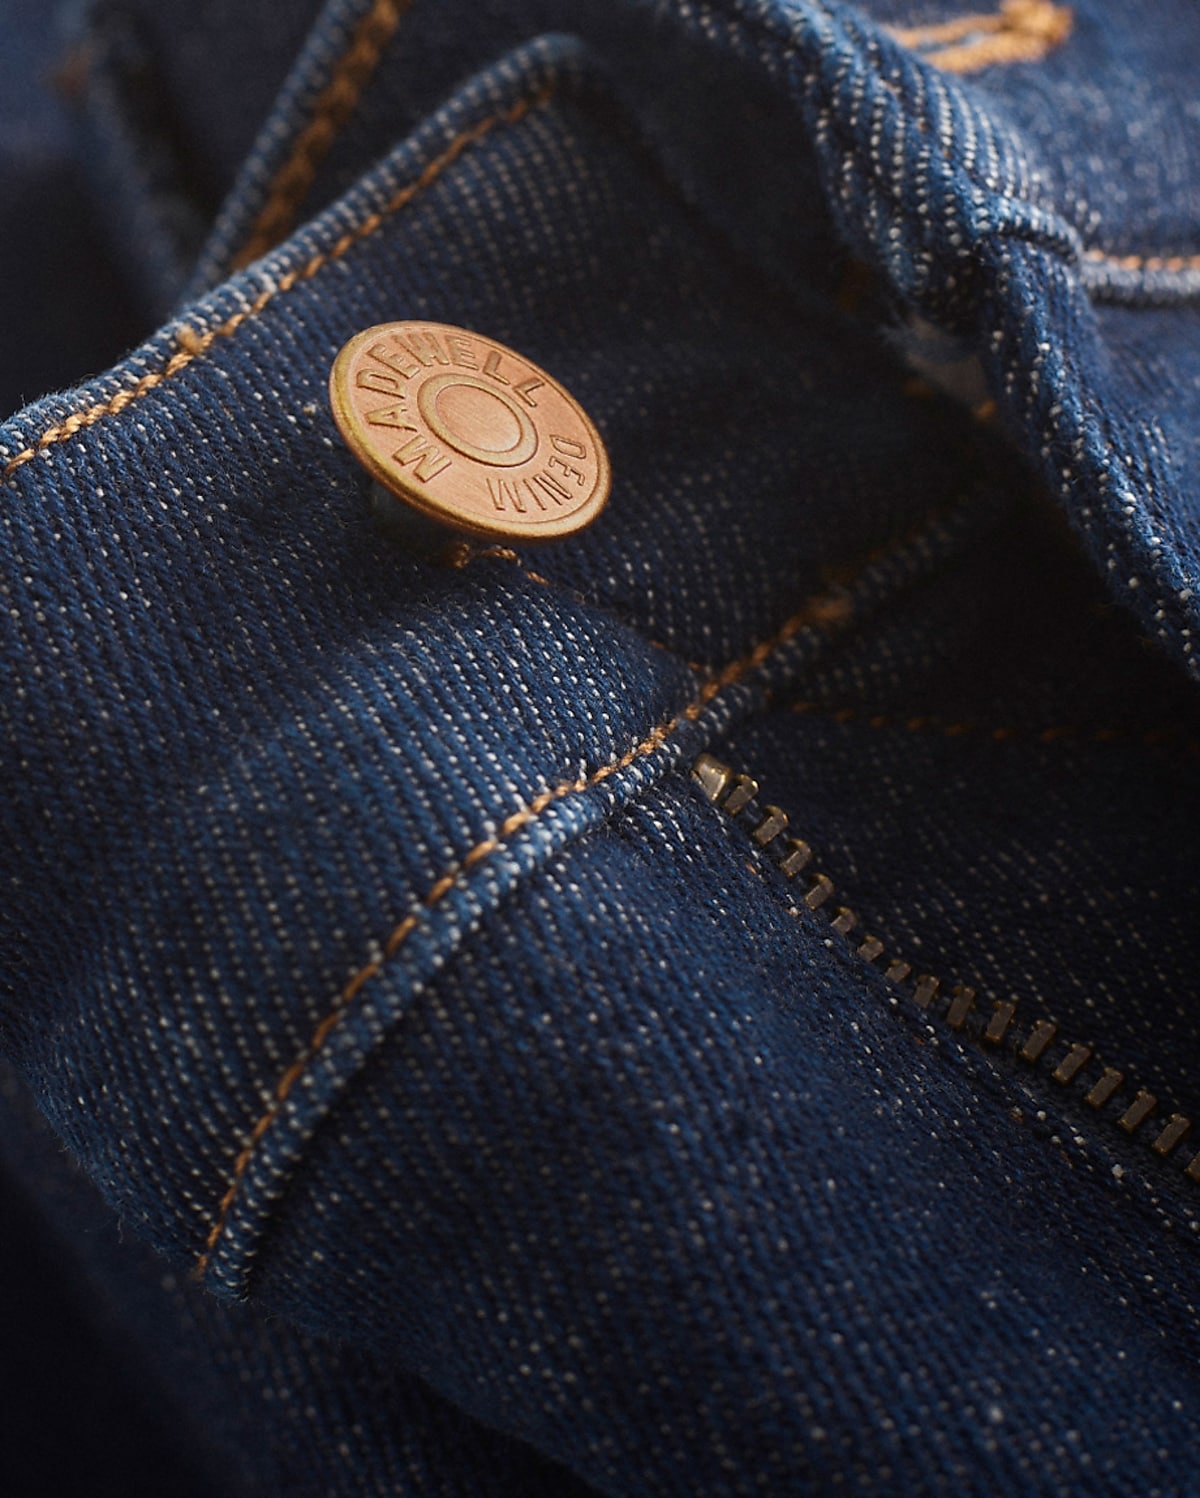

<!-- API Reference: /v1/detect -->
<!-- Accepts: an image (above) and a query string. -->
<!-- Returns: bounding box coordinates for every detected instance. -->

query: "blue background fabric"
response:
[1,0,1199,1493]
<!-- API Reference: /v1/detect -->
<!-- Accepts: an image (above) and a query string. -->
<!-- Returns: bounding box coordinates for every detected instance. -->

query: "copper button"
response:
[329,321,610,542]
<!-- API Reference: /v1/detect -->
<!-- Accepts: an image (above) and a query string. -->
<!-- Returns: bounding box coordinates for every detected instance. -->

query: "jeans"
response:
[2,0,1199,1492]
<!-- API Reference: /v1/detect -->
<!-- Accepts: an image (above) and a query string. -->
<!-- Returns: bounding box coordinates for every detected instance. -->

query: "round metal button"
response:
[329,321,610,543]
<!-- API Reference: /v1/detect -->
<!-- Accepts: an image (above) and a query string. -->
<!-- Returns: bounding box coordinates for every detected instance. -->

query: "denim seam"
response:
[1083,247,1200,273]
[885,1,1074,76]
[836,27,1200,305]
[4,19,1196,493]
[695,754,1200,1205]
[191,486,999,1296]
[754,0,1199,674]
[793,4,1197,291]
[230,0,411,270]
[0,86,553,486]
[837,69,1197,290]
[194,536,891,1278]
[797,6,1083,268]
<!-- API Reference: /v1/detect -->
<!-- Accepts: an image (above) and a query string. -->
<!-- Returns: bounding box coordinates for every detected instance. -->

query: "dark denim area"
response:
[1,1,1199,1493]
[0,1064,593,1498]
[0,1109,214,1498]
[0,1,143,416]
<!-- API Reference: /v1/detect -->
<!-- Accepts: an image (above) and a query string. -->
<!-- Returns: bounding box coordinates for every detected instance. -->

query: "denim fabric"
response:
[76,0,324,313]
[2,1,1200,1493]
[0,1,142,416]
[0,1062,596,1497]
[0,1081,213,1498]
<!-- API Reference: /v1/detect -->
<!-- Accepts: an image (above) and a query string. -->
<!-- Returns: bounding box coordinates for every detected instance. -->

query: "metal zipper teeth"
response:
[691,752,1200,1186]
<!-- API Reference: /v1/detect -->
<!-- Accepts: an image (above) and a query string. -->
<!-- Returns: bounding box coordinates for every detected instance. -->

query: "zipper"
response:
[691,752,1200,1188]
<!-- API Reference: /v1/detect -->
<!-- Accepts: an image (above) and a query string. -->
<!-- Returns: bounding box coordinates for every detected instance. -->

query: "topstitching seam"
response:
[818,13,1197,287]
[1,88,553,487]
[231,0,411,271]
[194,562,863,1277]
[877,8,1198,280]
[1084,248,1200,274]
[886,1,1073,73]
[0,11,1195,496]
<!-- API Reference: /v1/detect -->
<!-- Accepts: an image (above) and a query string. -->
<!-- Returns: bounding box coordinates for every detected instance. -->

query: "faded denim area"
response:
[1,0,1199,1494]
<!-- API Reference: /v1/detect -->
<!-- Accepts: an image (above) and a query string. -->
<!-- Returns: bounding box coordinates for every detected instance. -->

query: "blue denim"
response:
[2,0,1200,1493]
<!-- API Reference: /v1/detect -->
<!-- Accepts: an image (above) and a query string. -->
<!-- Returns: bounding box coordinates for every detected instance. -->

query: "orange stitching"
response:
[231,0,411,270]
[789,699,1200,753]
[887,1,1073,73]
[817,14,1188,284]
[1,90,551,487]
[1084,248,1200,274]
[449,542,553,590]
[193,567,864,1278]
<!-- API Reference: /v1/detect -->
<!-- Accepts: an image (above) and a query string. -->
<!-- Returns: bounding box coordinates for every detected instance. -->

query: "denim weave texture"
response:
[1,1,1199,1494]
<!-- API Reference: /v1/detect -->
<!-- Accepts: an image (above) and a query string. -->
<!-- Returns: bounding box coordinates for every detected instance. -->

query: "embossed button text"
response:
[329,321,610,542]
